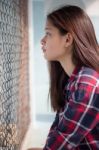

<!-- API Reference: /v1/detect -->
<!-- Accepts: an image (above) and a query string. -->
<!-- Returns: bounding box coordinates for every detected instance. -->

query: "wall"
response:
[0,0,30,149]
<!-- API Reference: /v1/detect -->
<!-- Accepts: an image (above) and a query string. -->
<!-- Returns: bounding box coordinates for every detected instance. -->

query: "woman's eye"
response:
[46,32,51,36]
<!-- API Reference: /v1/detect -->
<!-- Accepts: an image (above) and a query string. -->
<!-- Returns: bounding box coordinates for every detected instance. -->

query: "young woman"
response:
[28,5,99,150]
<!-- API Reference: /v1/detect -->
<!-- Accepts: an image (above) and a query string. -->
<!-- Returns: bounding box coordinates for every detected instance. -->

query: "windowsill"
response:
[21,121,51,150]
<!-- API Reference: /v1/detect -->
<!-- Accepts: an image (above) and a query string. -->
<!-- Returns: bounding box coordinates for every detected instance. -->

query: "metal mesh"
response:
[0,0,30,149]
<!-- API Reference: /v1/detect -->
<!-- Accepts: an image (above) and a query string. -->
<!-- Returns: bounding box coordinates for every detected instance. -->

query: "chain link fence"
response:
[0,0,30,149]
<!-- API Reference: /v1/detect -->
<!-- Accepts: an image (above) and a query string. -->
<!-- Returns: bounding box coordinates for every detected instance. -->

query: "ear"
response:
[64,32,73,47]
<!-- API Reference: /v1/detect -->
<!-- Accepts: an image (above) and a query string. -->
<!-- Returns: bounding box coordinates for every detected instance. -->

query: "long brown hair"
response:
[47,5,99,112]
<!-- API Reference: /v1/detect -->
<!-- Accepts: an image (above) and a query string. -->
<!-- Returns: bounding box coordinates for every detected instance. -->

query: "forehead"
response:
[45,20,61,35]
[45,20,55,30]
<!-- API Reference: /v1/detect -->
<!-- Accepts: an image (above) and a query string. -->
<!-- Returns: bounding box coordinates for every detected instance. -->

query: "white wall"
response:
[44,0,85,14]
[44,0,99,16]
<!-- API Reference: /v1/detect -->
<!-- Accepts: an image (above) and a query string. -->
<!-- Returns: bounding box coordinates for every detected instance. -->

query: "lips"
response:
[42,47,46,52]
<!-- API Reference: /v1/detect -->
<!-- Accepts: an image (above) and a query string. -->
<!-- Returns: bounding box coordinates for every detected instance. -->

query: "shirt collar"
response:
[67,65,82,83]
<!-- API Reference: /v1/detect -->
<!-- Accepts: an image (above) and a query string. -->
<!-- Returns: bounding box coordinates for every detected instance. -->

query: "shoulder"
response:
[77,66,99,87]
[80,66,99,77]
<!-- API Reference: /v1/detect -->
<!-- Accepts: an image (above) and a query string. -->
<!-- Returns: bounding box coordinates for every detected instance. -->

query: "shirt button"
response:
[67,144,72,149]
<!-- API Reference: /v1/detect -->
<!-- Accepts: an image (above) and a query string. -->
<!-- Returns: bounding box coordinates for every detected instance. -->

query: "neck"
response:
[59,54,76,77]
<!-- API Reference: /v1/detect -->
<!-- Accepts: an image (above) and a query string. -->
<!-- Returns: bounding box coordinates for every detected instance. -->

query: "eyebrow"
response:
[45,27,52,30]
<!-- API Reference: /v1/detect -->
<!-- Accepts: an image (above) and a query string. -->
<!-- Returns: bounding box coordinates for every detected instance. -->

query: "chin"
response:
[43,54,57,61]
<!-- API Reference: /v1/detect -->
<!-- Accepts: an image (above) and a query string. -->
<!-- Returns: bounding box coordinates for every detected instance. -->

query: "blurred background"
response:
[0,0,99,150]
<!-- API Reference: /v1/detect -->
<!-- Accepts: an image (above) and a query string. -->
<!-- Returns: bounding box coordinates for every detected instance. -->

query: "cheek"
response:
[45,40,54,50]
[46,38,61,50]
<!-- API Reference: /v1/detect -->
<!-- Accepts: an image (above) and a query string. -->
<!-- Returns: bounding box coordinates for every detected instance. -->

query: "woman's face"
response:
[41,20,71,61]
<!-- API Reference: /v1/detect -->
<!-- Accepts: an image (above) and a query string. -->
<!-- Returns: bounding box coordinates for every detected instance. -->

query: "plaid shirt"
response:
[43,66,99,150]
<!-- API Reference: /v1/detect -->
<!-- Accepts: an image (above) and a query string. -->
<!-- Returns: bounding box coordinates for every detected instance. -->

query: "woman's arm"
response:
[43,82,99,150]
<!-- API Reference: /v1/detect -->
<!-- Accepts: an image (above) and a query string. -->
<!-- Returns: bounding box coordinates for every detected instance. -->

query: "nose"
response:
[41,36,46,45]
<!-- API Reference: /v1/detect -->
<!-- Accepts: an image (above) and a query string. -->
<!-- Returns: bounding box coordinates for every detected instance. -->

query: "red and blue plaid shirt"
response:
[43,66,99,150]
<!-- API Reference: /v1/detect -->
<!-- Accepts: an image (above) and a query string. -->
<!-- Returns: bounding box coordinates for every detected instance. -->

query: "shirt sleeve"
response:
[43,82,99,150]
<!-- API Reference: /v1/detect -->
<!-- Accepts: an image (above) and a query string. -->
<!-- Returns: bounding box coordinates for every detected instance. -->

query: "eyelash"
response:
[45,32,51,36]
